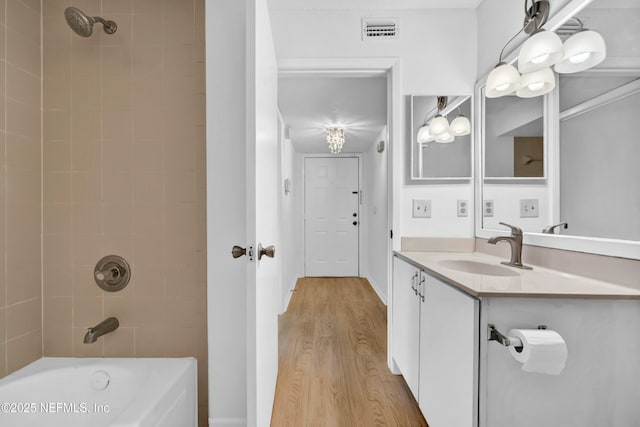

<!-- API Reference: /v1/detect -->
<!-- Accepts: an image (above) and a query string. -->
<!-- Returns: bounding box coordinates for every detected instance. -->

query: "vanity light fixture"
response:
[554,18,606,74]
[486,0,606,99]
[326,127,345,154]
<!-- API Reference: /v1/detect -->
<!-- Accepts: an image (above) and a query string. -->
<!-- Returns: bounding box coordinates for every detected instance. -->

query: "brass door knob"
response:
[258,243,275,260]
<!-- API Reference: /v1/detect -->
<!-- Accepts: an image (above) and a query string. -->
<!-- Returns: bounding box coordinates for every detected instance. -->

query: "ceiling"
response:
[278,76,387,153]
[269,0,483,10]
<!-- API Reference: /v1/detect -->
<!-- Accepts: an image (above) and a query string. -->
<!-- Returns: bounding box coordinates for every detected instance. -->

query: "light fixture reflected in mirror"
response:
[416,96,470,144]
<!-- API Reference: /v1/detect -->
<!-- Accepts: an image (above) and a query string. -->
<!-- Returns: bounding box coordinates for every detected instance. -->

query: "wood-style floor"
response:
[271,277,428,427]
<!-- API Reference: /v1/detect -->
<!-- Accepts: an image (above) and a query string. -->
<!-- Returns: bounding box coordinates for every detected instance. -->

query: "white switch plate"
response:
[520,199,539,218]
[483,200,494,217]
[457,200,468,217]
[413,199,431,218]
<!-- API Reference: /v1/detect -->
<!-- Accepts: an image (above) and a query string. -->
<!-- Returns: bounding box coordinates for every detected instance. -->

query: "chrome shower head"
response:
[64,7,117,37]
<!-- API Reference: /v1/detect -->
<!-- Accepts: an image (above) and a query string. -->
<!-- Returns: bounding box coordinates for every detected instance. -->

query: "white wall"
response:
[270,8,478,240]
[363,128,389,302]
[278,132,300,312]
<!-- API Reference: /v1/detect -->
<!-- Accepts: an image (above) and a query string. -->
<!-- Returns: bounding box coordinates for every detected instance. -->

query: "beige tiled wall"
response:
[0,0,43,378]
[42,0,207,425]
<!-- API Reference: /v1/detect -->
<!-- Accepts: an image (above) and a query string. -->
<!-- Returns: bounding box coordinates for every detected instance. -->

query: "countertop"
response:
[395,251,640,300]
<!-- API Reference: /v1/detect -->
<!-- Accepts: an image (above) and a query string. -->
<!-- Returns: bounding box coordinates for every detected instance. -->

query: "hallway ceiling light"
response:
[326,127,345,154]
[486,0,606,99]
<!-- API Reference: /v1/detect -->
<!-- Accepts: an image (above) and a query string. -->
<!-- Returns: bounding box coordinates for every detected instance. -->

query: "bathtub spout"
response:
[84,317,119,343]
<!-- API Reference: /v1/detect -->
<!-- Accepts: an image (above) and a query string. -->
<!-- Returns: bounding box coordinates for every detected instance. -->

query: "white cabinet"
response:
[392,256,421,399]
[419,275,478,427]
[392,255,479,426]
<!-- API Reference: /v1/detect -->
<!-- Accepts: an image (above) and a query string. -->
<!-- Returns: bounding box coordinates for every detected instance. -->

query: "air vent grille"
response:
[362,18,398,40]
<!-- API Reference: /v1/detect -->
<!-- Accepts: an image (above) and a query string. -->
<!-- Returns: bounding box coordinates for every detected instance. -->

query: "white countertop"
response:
[396,251,640,299]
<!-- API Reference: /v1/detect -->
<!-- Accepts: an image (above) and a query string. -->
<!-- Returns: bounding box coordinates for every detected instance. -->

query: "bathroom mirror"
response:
[475,0,640,259]
[409,95,472,181]
[483,94,545,179]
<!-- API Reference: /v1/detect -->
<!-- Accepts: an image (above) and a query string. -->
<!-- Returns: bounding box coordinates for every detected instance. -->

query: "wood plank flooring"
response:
[271,277,428,427]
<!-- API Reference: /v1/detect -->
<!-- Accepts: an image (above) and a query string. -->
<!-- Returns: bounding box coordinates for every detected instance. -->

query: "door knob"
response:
[353,221,358,226]
[258,243,275,260]
[231,245,246,258]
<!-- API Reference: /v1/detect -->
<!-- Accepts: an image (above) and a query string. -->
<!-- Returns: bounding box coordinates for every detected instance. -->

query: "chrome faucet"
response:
[487,222,532,270]
[83,317,119,344]
[542,222,568,234]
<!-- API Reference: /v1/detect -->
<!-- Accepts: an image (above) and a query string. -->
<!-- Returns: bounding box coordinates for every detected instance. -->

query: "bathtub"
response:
[0,357,197,427]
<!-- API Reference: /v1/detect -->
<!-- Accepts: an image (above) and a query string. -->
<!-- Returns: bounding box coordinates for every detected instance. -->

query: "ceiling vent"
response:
[362,18,398,41]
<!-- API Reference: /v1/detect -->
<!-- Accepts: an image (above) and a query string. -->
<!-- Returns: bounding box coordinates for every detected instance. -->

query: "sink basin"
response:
[437,260,520,277]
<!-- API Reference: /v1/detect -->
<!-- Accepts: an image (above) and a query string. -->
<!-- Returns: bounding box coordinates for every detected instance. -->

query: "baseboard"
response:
[280,276,300,314]
[367,276,387,305]
[209,417,246,427]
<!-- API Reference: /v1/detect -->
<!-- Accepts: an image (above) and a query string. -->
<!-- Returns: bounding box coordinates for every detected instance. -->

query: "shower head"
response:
[64,7,117,37]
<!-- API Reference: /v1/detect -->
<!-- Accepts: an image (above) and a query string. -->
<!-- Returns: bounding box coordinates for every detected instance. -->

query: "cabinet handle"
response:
[411,272,418,295]
[418,275,426,302]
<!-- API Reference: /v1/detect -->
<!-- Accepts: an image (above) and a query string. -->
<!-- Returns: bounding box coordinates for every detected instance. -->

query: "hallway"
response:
[271,277,428,427]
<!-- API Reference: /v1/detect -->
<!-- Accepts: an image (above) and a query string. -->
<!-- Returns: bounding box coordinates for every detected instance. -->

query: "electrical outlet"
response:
[520,199,539,218]
[483,200,494,217]
[457,200,468,217]
[412,199,431,218]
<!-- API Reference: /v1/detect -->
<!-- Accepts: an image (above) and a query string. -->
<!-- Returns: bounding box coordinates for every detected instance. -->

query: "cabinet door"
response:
[392,256,421,399]
[419,274,478,427]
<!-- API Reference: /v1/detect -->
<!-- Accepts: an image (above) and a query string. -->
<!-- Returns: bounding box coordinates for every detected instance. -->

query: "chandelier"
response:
[326,127,345,154]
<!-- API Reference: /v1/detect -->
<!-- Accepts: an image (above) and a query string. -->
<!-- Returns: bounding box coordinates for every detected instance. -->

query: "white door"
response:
[247,0,280,426]
[304,157,360,277]
[206,0,280,426]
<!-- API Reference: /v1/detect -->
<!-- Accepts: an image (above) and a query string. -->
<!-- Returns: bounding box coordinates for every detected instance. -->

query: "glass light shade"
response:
[435,132,454,143]
[450,115,471,136]
[518,30,564,73]
[516,67,555,98]
[416,124,434,143]
[485,63,521,98]
[554,30,606,74]
[429,115,450,137]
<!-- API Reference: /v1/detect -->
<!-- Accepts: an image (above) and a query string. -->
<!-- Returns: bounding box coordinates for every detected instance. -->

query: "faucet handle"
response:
[499,222,523,236]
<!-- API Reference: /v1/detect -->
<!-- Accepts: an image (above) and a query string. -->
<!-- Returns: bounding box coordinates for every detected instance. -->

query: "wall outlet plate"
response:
[413,199,431,218]
[520,199,539,218]
[457,200,468,217]
[483,200,494,217]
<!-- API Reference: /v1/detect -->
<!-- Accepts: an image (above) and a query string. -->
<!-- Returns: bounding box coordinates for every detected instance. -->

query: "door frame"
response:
[279,57,401,372]
[302,154,363,277]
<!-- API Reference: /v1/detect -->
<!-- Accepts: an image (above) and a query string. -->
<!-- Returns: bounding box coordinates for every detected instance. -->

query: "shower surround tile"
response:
[42,1,207,424]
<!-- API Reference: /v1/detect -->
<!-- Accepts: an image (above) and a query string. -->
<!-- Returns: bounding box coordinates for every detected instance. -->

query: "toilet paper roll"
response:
[508,329,568,375]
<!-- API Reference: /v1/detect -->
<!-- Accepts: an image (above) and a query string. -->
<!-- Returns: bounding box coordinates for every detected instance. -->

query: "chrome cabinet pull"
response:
[410,272,418,295]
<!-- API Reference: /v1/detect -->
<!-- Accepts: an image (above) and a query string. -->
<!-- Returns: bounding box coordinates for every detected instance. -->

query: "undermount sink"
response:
[437,259,521,277]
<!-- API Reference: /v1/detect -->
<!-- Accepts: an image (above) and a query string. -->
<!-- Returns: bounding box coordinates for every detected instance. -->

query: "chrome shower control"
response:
[94,255,131,292]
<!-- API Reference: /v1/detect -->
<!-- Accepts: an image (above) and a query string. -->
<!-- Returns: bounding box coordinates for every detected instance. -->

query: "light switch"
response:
[413,199,431,218]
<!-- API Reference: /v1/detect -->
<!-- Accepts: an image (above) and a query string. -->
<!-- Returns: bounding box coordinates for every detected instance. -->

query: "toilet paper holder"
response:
[488,324,547,349]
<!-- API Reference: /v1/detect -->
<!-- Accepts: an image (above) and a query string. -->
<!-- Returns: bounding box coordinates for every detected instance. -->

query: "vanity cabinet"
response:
[419,275,478,427]
[392,255,479,426]
[391,256,421,399]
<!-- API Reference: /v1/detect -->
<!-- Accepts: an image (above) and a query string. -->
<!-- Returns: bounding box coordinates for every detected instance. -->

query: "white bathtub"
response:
[0,357,197,427]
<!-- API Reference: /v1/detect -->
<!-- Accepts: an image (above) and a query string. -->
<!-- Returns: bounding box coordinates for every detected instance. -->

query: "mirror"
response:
[476,0,640,258]
[410,95,472,180]
[484,94,544,178]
